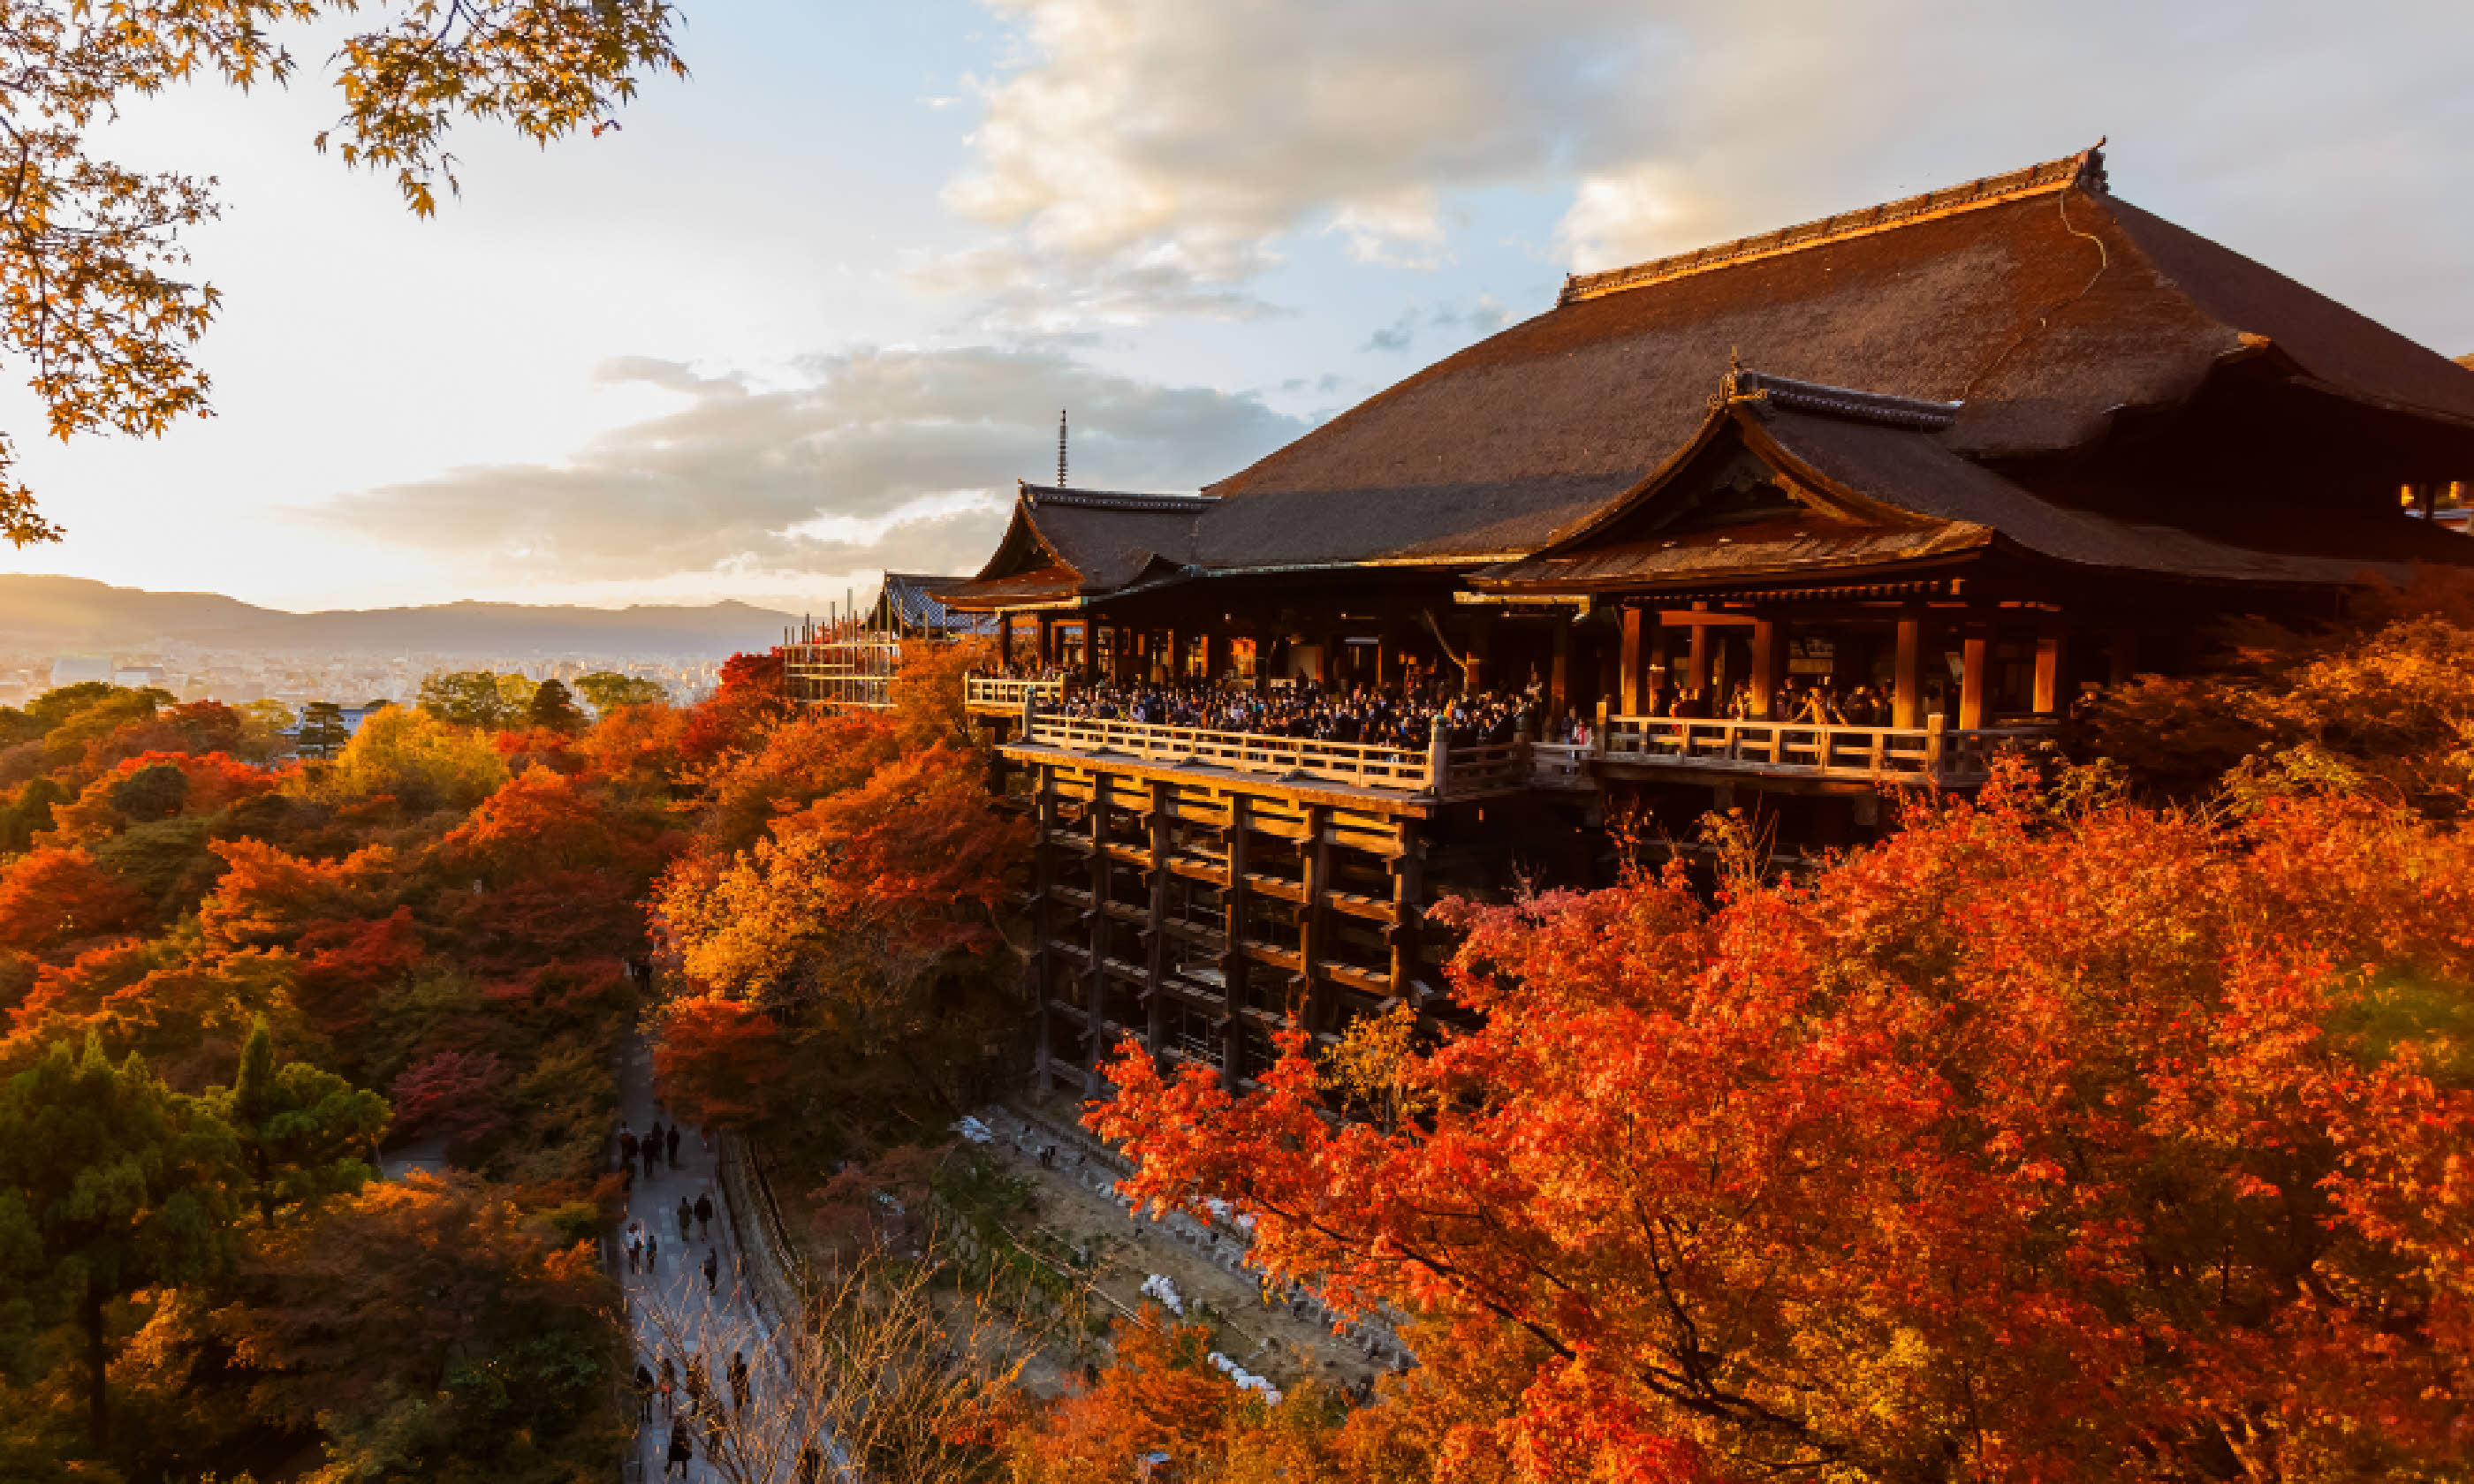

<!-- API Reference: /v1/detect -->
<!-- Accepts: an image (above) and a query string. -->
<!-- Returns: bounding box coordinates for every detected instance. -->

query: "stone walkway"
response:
[613,1034,809,1483]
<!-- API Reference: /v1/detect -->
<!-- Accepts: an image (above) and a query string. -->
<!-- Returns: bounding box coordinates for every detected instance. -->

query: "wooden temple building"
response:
[927,145,2474,1094]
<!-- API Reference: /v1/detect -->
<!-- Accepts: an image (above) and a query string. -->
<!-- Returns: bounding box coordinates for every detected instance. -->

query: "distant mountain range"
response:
[0,575,806,656]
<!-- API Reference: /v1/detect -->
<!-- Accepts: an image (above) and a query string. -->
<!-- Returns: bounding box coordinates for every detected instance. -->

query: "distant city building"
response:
[113,664,167,689]
[49,655,110,686]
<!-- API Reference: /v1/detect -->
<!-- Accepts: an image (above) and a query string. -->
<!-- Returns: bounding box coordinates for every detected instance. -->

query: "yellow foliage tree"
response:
[308,707,506,814]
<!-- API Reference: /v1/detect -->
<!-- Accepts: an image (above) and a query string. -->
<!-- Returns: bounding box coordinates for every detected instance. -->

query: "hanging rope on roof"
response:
[1421,608,1471,679]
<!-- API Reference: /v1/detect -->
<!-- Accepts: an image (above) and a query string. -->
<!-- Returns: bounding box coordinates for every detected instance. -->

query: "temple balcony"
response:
[966,674,1066,714]
[1596,715,2049,788]
[998,708,2048,799]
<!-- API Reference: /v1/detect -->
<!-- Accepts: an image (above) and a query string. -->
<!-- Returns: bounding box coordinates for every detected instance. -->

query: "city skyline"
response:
[0,1,2469,614]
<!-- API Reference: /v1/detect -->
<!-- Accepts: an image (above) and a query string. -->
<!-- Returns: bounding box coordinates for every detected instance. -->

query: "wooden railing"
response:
[1023,714,1435,791]
[967,674,1066,711]
[1011,705,2048,794]
[1600,716,2045,784]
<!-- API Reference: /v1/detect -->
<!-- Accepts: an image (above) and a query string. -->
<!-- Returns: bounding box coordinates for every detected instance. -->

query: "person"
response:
[694,1191,714,1242]
[686,1353,710,1407]
[729,1350,749,1411]
[659,1355,678,1417]
[634,1361,655,1421]
[705,1408,725,1469]
[666,1124,681,1167]
[645,1232,659,1274]
[664,1421,692,1479]
[620,1127,640,1167]
[626,1226,642,1274]
[798,1442,823,1484]
[646,1118,666,1164]
[703,1246,719,1294]
[677,1195,694,1243]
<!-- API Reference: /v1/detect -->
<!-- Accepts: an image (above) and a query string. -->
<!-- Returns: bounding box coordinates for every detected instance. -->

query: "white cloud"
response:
[313,347,1306,587]
[928,0,2474,353]
[924,0,1666,320]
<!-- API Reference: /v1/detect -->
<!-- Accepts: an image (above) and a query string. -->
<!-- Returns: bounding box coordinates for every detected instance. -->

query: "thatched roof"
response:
[945,146,2474,607]
[1476,371,2461,594]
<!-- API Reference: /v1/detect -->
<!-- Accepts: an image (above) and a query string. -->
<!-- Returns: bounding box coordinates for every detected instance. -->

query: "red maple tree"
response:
[1091,764,2474,1483]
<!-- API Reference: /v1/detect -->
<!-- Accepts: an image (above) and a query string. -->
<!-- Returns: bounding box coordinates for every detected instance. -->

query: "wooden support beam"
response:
[2109,628,2139,686]
[2032,619,2068,716]
[1892,611,1924,730]
[1549,619,1571,717]
[1144,782,1171,1053]
[1084,772,1112,1086]
[1959,620,1990,731]
[1036,613,1054,667]
[1620,606,1643,715]
[1750,617,1783,720]
[996,613,1013,666]
[1687,616,1713,693]
[1300,804,1331,1034]
[1657,610,1759,627]
[1218,795,1251,1095]
[1031,764,1059,1095]
[1207,631,1231,684]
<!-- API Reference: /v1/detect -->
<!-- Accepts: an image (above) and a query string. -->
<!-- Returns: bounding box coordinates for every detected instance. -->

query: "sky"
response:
[3,0,2471,614]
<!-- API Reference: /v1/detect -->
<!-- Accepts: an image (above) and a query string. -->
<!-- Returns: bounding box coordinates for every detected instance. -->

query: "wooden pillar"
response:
[1619,606,1643,715]
[1465,614,1493,694]
[1160,629,1180,684]
[1217,795,1252,1094]
[1549,620,1571,718]
[1387,817,1423,1008]
[1084,773,1112,1088]
[1207,631,1232,684]
[1959,620,1990,731]
[2032,618,2068,716]
[1687,613,1713,694]
[1299,804,1331,1034]
[1030,764,1059,1094]
[1749,617,1784,720]
[996,613,1013,666]
[1077,621,1098,686]
[1143,782,1171,1054]
[1036,613,1055,667]
[1892,611,1924,730]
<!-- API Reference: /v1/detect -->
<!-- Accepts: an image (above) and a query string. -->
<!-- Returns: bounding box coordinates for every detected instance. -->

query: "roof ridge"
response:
[1021,481,1218,512]
[1559,143,2108,307]
[1733,370,1962,432]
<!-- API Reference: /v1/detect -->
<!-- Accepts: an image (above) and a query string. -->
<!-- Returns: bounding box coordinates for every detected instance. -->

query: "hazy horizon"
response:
[3,1,2470,613]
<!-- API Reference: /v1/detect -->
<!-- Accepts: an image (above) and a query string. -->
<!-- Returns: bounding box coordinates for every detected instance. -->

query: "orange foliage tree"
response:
[650,995,794,1128]
[0,845,141,962]
[1092,765,2474,1483]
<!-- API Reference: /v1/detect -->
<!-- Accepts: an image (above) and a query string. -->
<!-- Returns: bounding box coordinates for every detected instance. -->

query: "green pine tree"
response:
[0,1034,239,1455]
[207,1018,391,1227]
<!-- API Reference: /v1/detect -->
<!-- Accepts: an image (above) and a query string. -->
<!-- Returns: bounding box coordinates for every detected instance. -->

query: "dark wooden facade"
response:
[930,144,2474,1094]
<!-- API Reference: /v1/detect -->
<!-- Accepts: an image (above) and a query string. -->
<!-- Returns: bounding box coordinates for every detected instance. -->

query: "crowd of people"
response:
[1039,677,1542,750]
[990,662,1939,752]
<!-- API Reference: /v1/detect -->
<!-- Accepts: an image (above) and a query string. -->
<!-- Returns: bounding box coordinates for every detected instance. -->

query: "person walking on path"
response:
[626,1223,643,1274]
[695,1191,714,1242]
[634,1362,655,1421]
[646,1118,665,1167]
[728,1350,749,1412]
[645,1231,659,1275]
[621,1126,640,1167]
[666,1124,681,1167]
[659,1355,677,1418]
[677,1195,694,1243]
[664,1422,693,1479]
[705,1407,725,1473]
[703,1246,719,1294]
[686,1353,709,1409]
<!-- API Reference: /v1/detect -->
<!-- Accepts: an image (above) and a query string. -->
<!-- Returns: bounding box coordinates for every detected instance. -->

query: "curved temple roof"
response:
[941,145,2474,610]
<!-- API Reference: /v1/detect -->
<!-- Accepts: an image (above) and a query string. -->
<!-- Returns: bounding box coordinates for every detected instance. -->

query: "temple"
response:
[928,144,2474,1094]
